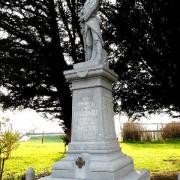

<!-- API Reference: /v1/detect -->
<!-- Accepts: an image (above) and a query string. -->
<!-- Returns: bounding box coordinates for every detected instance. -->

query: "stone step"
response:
[121,170,150,180]
[39,177,78,180]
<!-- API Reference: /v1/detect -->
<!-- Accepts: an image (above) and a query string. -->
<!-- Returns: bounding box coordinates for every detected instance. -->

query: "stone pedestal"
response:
[40,62,150,180]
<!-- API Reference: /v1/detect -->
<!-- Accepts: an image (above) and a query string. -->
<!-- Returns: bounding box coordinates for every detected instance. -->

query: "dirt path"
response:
[151,172,178,180]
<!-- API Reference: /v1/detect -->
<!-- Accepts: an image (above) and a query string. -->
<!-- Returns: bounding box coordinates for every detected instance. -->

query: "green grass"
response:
[3,138,180,178]
[121,140,180,175]
[4,141,65,178]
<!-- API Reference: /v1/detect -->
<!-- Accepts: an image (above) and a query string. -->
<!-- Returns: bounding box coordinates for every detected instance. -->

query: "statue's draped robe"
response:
[82,0,102,41]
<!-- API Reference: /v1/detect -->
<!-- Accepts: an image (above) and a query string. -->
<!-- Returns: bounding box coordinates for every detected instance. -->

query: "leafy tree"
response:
[0,0,180,137]
[101,0,180,118]
[0,0,83,138]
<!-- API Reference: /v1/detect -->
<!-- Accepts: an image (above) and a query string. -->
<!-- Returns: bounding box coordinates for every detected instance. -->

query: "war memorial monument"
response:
[40,0,150,179]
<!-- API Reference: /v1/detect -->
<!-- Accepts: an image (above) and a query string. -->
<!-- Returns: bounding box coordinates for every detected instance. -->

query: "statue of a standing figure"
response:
[79,0,106,62]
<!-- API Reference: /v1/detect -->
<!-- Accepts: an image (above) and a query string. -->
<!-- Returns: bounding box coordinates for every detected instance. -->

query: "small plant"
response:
[3,172,25,180]
[161,122,180,140]
[61,134,69,154]
[0,130,20,180]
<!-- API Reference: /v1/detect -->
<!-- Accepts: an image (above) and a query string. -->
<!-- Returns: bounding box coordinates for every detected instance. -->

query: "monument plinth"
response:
[40,62,150,180]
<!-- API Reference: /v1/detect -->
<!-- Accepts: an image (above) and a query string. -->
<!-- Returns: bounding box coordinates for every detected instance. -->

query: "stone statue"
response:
[79,0,106,63]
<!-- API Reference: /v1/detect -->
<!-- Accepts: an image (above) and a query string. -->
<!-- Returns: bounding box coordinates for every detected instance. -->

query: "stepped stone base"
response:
[41,170,149,180]
[40,151,149,180]
[39,63,150,180]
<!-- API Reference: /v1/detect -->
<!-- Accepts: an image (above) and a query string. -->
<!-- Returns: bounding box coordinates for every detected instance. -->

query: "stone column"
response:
[40,62,150,180]
[67,64,119,154]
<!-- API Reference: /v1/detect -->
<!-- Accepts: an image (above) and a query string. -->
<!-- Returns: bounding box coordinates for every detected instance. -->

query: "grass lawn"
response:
[4,136,65,178]
[121,140,180,175]
[4,137,180,178]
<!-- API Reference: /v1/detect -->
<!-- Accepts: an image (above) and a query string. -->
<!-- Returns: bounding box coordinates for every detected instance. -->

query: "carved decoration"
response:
[75,157,85,168]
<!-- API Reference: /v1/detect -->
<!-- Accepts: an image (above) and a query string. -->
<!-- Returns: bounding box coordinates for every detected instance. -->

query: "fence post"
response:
[42,131,44,144]
[26,167,35,180]
[157,123,159,140]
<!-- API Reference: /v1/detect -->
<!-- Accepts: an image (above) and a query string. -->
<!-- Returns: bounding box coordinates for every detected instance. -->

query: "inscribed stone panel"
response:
[73,89,99,141]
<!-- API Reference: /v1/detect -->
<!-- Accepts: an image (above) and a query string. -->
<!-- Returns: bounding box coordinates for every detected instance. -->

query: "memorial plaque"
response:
[73,91,99,141]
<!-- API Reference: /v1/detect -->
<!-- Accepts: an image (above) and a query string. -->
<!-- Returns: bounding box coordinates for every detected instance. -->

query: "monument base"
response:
[39,63,150,180]
[40,150,149,180]
[41,171,148,180]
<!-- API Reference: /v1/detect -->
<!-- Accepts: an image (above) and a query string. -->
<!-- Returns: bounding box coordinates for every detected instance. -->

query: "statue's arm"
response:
[83,0,99,21]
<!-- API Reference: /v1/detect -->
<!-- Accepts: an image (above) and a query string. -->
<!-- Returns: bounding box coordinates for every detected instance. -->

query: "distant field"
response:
[30,134,63,143]
[4,137,180,179]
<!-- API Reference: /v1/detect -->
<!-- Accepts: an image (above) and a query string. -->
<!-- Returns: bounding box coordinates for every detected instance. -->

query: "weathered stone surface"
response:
[26,167,35,180]
[79,0,106,63]
[39,0,150,178]
[39,63,150,180]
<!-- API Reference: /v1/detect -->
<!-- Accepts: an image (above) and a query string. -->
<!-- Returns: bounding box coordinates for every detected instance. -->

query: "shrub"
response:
[141,130,153,142]
[3,173,25,180]
[0,130,20,180]
[161,122,180,139]
[122,122,144,141]
[60,134,69,153]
